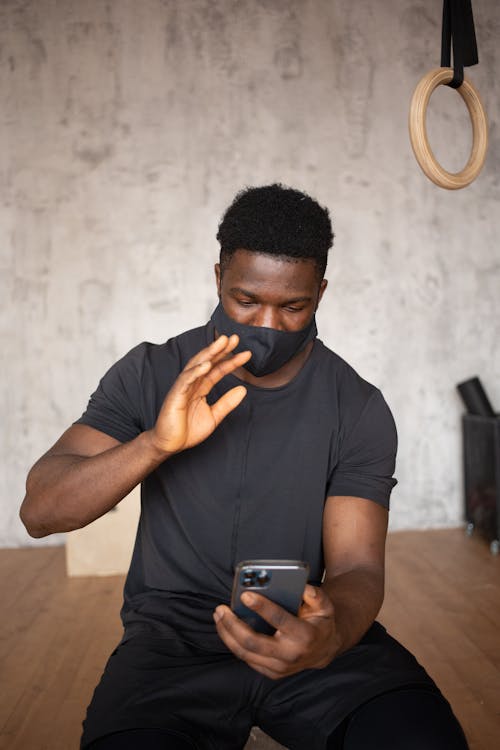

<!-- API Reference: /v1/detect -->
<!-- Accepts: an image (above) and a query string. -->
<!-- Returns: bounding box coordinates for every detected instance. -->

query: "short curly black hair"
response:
[217,183,334,278]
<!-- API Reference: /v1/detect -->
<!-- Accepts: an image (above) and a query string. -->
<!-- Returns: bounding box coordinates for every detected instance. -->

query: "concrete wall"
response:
[2,0,499,548]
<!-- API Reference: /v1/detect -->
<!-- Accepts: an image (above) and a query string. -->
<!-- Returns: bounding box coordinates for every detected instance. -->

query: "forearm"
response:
[21,431,168,537]
[322,566,385,656]
[20,335,250,539]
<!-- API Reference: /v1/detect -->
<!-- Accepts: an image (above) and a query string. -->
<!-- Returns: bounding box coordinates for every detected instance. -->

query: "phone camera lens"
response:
[257,570,269,586]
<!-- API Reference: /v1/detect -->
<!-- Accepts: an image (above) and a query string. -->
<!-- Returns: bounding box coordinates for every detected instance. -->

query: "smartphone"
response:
[231,560,309,635]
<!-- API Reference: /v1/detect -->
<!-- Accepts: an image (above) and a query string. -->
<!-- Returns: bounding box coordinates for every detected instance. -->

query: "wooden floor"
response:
[0,528,499,750]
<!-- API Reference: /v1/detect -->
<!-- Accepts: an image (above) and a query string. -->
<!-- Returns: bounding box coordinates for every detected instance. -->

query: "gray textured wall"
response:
[2,0,499,547]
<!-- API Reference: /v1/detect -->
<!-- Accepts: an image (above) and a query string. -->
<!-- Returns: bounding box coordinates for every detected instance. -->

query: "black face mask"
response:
[210,302,317,377]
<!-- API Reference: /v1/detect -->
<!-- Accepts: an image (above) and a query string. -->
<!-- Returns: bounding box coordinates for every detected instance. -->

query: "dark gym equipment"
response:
[457,377,499,555]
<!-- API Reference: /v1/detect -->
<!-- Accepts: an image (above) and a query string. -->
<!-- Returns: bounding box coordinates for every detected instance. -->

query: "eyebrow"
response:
[229,287,313,304]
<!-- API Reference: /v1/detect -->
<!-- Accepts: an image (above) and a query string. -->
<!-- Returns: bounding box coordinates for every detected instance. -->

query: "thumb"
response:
[300,585,335,618]
[210,385,247,425]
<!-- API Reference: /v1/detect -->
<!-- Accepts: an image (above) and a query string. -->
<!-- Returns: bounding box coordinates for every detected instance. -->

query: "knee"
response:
[341,688,469,750]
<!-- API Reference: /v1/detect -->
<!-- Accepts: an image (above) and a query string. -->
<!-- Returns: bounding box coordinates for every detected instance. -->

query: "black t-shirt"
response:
[76,322,397,649]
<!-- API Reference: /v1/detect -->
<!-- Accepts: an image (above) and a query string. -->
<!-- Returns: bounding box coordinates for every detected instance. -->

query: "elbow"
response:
[24,525,50,539]
[20,493,88,537]
[19,495,55,538]
[21,467,63,537]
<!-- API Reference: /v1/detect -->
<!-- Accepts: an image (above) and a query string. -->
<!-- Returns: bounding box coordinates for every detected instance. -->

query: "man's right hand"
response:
[20,334,251,537]
[149,334,251,456]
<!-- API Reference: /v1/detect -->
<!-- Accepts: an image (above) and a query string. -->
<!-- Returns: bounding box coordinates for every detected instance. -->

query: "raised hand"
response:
[149,334,251,456]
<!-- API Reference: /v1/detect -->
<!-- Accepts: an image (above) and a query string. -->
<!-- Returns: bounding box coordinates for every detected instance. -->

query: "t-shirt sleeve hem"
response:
[326,486,391,509]
[73,415,136,444]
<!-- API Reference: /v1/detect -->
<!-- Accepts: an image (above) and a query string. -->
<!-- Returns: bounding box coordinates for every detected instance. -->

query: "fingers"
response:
[213,605,296,678]
[174,359,213,397]
[299,585,335,619]
[210,385,248,425]
[213,589,338,679]
[184,334,240,371]
[239,592,298,633]
[195,349,252,397]
[176,336,251,398]
[237,588,332,629]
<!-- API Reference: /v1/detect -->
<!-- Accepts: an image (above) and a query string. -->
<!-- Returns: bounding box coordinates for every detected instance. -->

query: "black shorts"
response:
[81,622,439,750]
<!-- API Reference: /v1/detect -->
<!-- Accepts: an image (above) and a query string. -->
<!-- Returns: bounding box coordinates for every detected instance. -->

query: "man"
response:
[20,185,468,749]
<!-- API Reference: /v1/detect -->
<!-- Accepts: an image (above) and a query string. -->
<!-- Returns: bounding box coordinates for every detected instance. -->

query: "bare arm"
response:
[20,334,251,538]
[21,425,165,537]
[320,495,388,654]
[213,495,388,679]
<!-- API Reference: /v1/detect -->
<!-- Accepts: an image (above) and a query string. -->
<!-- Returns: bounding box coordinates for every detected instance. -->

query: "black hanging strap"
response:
[441,0,479,88]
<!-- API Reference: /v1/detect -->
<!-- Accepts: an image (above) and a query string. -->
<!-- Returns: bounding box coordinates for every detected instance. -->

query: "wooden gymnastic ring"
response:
[409,67,488,190]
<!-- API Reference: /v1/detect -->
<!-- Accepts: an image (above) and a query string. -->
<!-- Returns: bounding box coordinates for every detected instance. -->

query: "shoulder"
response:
[316,343,398,506]
[313,339,380,404]
[313,339,396,440]
[113,324,209,380]
[75,324,210,440]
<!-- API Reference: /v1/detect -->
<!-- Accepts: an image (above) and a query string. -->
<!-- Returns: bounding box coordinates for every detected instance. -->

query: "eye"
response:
[284,306,304,313]
[237,300,255,307]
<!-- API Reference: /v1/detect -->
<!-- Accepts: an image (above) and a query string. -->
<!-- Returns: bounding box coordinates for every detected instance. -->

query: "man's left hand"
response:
[213,585,340,680]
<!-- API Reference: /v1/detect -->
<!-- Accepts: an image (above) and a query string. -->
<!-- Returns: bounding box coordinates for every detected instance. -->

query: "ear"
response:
[316,279,328,309]
[214,263,221,297]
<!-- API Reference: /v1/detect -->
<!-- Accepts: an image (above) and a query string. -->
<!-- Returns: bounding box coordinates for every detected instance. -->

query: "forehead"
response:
[222,249,319,293]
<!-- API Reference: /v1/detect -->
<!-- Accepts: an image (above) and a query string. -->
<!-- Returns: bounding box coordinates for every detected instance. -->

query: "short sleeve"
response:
[326,389,398,509]
[74,344,148,443]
